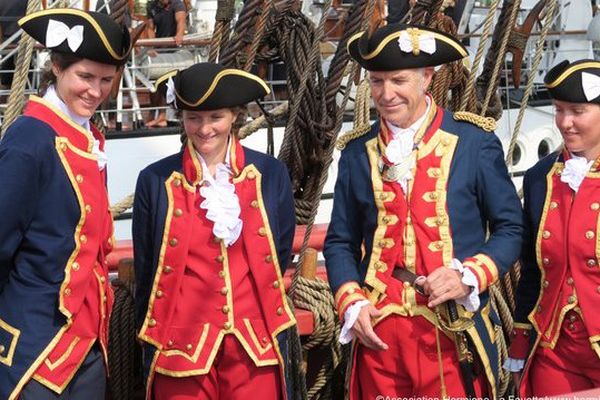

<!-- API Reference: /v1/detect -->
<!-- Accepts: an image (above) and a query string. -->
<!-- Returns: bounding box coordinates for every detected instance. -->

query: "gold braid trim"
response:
[335,124,371,150]
[453,111,496,132]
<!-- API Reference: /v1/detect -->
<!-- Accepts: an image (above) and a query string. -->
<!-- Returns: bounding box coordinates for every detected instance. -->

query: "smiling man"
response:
[323,23,523,399]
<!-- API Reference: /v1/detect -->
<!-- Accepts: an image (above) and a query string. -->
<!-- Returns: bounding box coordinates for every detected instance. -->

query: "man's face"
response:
[369,67,433,128]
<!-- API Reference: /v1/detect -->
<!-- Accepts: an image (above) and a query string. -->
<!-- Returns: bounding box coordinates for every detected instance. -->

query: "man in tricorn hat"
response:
[324,23,522,398]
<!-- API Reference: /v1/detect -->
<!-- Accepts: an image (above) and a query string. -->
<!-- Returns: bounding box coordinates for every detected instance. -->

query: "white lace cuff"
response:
[339,299,370,344]
[503,357,525,372]
[450,258,480,312]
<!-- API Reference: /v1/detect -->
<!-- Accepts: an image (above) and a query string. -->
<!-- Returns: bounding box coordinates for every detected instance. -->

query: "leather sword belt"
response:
[391,267,426,295]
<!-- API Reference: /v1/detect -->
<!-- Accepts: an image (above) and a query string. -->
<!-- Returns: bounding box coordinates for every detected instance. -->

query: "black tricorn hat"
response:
[155,63,271,111]
[544,59,600,104]
[19,8,131,66]
[347,23,467,71]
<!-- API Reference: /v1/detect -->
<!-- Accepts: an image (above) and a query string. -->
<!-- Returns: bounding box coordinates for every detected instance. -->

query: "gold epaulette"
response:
[335,124,371,150]
[453,111,496,133]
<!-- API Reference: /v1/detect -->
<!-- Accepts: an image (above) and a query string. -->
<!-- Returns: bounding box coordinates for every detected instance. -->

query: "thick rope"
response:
[481,0,522,117]
[109,0,129,25]
[490,284,513,397]
[209,0,236,62]
[1,0,41,136]
[505,0,558,167]
[336,77,371,150]
[459,0,500,112]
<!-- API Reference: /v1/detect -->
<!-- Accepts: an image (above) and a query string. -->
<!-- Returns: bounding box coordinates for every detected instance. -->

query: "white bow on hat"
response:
[165,77,177,106]
[582,71,600,102]
[45,19,84,52]
[398,30,436,55]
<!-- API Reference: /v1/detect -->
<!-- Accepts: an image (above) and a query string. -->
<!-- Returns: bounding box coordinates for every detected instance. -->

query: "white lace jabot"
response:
[196,147,243,247]
[43,85,107,170]
[561,154,593,192]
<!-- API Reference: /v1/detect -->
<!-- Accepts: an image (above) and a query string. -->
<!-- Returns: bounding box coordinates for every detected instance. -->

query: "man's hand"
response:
[421,268,471,308]
[351,304,388,350]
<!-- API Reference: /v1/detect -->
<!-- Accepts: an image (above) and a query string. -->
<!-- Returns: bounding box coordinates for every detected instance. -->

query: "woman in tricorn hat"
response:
[133,62,296,399]
[508,59,600,396]
[0,8,130,400]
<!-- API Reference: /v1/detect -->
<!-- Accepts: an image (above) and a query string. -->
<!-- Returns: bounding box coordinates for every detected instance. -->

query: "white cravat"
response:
[43,85,107,171]
[561,154,593,192]
[196,140,243,247]
[384,97,431,193]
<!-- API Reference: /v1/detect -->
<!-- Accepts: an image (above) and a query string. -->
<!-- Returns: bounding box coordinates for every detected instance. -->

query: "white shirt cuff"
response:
[503,357,526,372]
[339,299,370,344]
[450,258,480,312]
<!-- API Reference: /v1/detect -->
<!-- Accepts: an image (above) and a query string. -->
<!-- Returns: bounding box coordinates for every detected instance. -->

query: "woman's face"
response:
[554,99,600,160]
[183,108,237,161]
[53,58,117,119]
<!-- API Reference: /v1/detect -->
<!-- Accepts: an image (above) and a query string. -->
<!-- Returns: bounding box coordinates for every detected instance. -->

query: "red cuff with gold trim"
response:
[334,282,368,319]
[462,253,499,292]
[508,323,533,359]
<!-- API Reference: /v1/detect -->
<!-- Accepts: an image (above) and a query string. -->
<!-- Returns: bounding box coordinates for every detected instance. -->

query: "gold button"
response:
[156,290,164,298]
[569,314,577,322]
[436,217,445,226]
[224,321,232,330]
[222,305,230,313]
[100,276,106,283]
[549,201,558,209]
[148,319,157,327]
[523,330,529,337]
[173,179,181,187]
[273,281,280,289]
[215,255,224,263]
[568,295,576,304]
[435,241,443,249]
[429,192,438,201]
[258,227,267,237]
[378,241,386,248]
[80,235,87,244]
[169,238,178,247]
[406,240,414,246]
[262,337,269,343]
[379,192,388,201]
[265,255,273,263]
[567,277,574,285]
[163,265,173,273]
[60,143,67,151]
[556,168,563,176]
[103,295,107,303]
[85,204,92,213]
[542,231,551,239]
[382,216,390,224]
[174,208,183,217]
[186,344,193,351]
[568,323,575,330]
[76,174,83,183]
[591,203,600,211]
[376,261,387,271]
[167,340,174,347]
[587,259,597,267]
[72,262,80,271]
[542,258,550,265]
[542,280,549,288]
[585,231,595,240]
[251,200,259,208]
[348,288,355,295]
[218,270,226,278]
[442,138,450,146]
[276,307,284,316]
[64,288,72,296]
[247,171,256,180]
[406,216,412,224]
[220,287,228,295]
[0,345,5,354]
[432,169,440,177]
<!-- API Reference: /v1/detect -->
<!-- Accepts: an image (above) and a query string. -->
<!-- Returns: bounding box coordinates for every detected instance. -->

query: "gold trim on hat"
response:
[176,69,271,108]
[348,29,467,61]
[19,8,127,61]
[545,61,600,89]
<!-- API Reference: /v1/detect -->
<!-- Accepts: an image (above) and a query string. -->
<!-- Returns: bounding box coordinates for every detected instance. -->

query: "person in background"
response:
[324,23,522,399]
[145,0,187,127]
[507,59,600,397]
[0,9,130,400]
[133,62,296,399]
